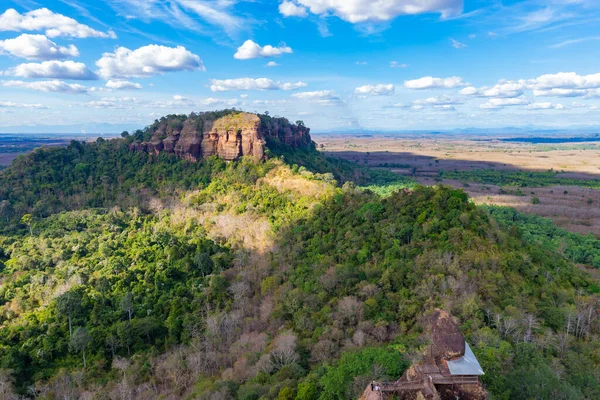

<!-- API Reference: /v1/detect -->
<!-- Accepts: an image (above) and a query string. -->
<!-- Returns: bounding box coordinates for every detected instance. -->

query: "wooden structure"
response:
[361,310,486,400]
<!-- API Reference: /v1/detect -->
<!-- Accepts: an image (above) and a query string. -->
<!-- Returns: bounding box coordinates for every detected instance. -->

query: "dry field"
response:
[0,153,23,166]
[316,134,600,235]
[316,135,600,176]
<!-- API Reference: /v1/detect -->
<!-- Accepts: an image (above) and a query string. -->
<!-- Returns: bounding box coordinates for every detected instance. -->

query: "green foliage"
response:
[0,128,598,398]
[440,168,600,189]
[319,347,408,400]
[485,205,600,268]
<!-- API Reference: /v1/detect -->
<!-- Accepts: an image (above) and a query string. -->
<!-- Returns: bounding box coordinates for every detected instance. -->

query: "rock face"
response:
[360,310,487,400]
[129,111,312,161]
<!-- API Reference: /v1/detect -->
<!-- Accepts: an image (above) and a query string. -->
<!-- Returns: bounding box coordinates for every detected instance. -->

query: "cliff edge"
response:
[129,111,313,161]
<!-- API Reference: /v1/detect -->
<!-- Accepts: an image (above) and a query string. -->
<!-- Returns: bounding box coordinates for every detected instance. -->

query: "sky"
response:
[0,0,600,133]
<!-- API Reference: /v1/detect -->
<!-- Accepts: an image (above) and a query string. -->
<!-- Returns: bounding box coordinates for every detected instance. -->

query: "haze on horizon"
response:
[0,0,599,133]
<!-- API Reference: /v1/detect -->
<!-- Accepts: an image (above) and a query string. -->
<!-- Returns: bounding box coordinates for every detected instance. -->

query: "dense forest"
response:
[440,169,600,189]
[0,113,598,399]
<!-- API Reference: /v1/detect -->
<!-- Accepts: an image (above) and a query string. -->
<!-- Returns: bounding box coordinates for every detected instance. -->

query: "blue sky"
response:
[0,0,600,133]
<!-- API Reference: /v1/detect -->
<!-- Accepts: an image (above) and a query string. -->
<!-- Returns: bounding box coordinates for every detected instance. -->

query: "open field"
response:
[0,153,23,167]
[316,134,600,235]
[0,135,95,166]
[316,135,600,176]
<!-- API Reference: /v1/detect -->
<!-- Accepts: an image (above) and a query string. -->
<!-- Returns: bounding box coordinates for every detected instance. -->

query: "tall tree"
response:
[120,292,133,322]
[70,327,92,368]
[57,291,82,337]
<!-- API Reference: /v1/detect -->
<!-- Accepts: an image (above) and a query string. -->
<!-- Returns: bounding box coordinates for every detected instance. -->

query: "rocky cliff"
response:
[129,111,312,161]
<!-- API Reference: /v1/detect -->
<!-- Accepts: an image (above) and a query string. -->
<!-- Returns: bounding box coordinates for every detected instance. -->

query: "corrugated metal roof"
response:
[446,342,485,376]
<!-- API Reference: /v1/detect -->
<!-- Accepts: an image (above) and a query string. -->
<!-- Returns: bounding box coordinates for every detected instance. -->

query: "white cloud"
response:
[2,79,87,94]
[0,101,46,108]
[460,82,525,98]
[530,72,600,90]
[82,97,138,109]
[105,80,142,90]
[464,73,600,99]
[279,1,308,17]
[532,88,588,97]
[550,36,600,49]
[355,84,395,96]
[0,8,116,38]
[450,38,467,48]
[266,61,280,67]
[280,0,462,23]
[390,61,407,68]
[0,34,78,60]
[240,94,249,99]
[526,102,564,110]
[210,78,307,92]
[480,97,529,109]
[356,61,368,65]
[404,76,467,89]
[6,60,97,80]
[434,104,456,111]
[96,45,204,79]
[234,40,293,60]
[201,97,239,106]
[292,90,342,105]
[413,95,462,105]
[106,0,244,38]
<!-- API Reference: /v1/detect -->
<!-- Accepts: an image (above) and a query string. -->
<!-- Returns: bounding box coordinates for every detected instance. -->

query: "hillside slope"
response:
[0,113,598,399]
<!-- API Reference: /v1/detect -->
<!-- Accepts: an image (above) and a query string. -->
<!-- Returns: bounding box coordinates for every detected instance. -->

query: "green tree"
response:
[20,214,33,236]
[120,292,133,322]
[57,291,82,337]
[70,327,92,368]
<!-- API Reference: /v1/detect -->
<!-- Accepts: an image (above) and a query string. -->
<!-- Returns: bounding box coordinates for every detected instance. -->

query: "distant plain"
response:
[317,134,600,235]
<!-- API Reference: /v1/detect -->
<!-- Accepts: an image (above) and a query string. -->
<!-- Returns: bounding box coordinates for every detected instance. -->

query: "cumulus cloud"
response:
[292,90,342,105]
[526,102,564,110]
[278,0,462,23]
[0,8,116,38]
[2,79,88,94]
[5,60,97,80]
[96,45,204,79]
[532,88,588,97]
[460,82,525,98]
[480,97,529,109]
[404,76,467,89]
[234,40,293,60]
[279,1,308,17]
[355,84,395,96]
[210,78,307,92]
[531,72,600,90]
[0,34,78,60]
[464,72,600,99]
[0,101,46,108]
[266,61,280,67]
[105,80,142,90]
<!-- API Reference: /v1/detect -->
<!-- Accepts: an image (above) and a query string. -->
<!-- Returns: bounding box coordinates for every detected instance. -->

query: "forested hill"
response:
[0,113,598,399]
[0,111,386,226]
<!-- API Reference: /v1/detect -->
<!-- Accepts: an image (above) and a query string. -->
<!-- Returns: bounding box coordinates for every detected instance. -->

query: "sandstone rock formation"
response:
[360,310,487,400]
[129,111,312,161]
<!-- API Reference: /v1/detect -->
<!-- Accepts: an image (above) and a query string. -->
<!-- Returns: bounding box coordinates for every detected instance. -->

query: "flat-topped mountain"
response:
[129,110,313,161]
